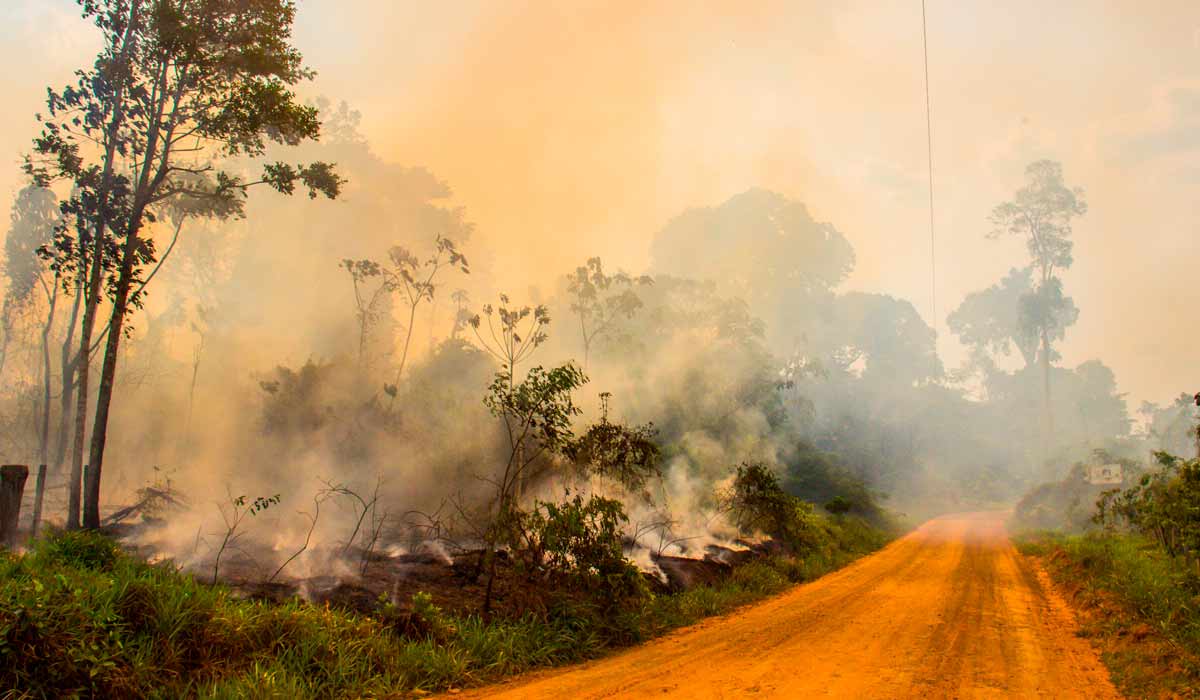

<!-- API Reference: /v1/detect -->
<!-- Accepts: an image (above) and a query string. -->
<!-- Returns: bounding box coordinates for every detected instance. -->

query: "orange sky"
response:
[2,0,1198,407]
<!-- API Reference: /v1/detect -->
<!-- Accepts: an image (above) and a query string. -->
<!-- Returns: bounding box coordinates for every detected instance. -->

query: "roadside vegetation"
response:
[1,511,890,699]
[1018,532,1200,698]
[0,2,1162,698]
[1015,401,1200,698]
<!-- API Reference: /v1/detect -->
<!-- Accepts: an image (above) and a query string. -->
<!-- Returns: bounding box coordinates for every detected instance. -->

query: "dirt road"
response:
[454,512,1120,699]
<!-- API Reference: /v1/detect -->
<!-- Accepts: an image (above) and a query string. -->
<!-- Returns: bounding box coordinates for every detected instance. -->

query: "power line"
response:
[921,0,937,334]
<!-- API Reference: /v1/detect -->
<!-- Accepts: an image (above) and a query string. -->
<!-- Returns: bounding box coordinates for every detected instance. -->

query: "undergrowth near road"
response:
[1018,531,1200,699]
[0,520,889,699]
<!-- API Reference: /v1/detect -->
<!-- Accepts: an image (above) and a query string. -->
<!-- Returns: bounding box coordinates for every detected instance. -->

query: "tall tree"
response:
[947,266,1039,387]
[27,0,342,529]
[2,187,61,478]
[1,187,59,381]
[987,160,1086,450]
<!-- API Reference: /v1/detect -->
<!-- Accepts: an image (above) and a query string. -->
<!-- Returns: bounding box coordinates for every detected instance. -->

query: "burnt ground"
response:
[105,520,774,621]
[228,547,546,619]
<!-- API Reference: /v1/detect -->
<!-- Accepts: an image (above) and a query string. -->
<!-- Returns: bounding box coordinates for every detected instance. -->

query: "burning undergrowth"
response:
[105,482,774,621]
[98,433,885,631]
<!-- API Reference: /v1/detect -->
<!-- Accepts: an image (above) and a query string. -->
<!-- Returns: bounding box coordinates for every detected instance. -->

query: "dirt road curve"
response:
[454,512,1121,699]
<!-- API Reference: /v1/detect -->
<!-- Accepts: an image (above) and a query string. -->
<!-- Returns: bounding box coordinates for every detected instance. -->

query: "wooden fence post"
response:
[0,465,29,548]
[30,464,47,538]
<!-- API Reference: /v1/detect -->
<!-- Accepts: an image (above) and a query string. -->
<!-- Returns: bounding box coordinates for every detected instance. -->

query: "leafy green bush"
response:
[723,462,825,553]
[567,394,661,499]
[517,493,647,604]
[783,443,883,520]
[1095,451,1200,569]
[824,496,852,515]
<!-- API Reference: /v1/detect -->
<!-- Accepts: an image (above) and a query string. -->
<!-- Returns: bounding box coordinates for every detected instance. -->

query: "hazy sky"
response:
[1,1,1198,407]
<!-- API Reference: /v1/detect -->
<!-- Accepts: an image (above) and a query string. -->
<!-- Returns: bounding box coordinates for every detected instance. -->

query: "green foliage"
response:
[25,0,346,530]
[821,292,942,385]
[476,356,590,613]
[1138,392,1200,457]
[782,443,882,520]
[484,364,587,453]
[723,462,824,553]
[0,518,888,698]
[1096,451,1200,569]
[517,494,646,604]
[3,186,58,308]
[469,295,550,379]
[377,592,457,644]
[1016,277,1078,363]
[31,0,344,274]
[649,188,855,341]
[568,393,661,498]
[33,528,121,571]
[637,527,887,639]
[1019,531,1200,690]
[235,494,281,516]
[257,360,338,435]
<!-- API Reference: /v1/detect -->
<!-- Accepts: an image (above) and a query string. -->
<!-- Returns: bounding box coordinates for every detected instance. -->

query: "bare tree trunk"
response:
[482,548,499,618]
[68,283,99,529]
[84,226,143,529]
[579,312,590,369]
[53,281,82,477]
[1041,326,1053,462]
[0,466,29,548]
[30,465,46,538]
[38,281,60,470]
[71,0,143,530]
[397,304,419,382]
[182,333,203,458]
[387,304,420,409]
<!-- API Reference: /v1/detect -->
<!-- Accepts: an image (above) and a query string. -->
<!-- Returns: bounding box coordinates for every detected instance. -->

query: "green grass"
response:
[1017,531,1200,697]
[2,517,889,699]
[1018,531,1200,653]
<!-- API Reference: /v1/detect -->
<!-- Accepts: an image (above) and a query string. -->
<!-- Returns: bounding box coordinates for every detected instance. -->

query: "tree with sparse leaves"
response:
[385,236,468,395]
[565,257,651,367]
[477,362,588,614]
[25,0,343,529]
[567,392,661,501]
[469,294,550,396]
[340,258,389,370]
[987,160,1086,451]
[342,235,467,397]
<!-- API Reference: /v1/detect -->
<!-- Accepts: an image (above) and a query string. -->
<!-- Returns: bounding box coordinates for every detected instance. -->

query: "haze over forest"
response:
[0,0,1198,572]
[3,0,1198,408]
[4,4,1200,697]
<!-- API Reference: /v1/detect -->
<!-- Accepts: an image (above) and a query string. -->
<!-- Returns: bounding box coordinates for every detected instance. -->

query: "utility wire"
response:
[921,0,937,334]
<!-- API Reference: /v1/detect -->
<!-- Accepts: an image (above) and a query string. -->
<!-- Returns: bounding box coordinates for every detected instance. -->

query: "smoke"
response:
[0,2,1196,585]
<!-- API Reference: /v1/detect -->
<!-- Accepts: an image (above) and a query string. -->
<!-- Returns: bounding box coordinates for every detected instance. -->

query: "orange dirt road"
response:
[453,512,1121,699]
